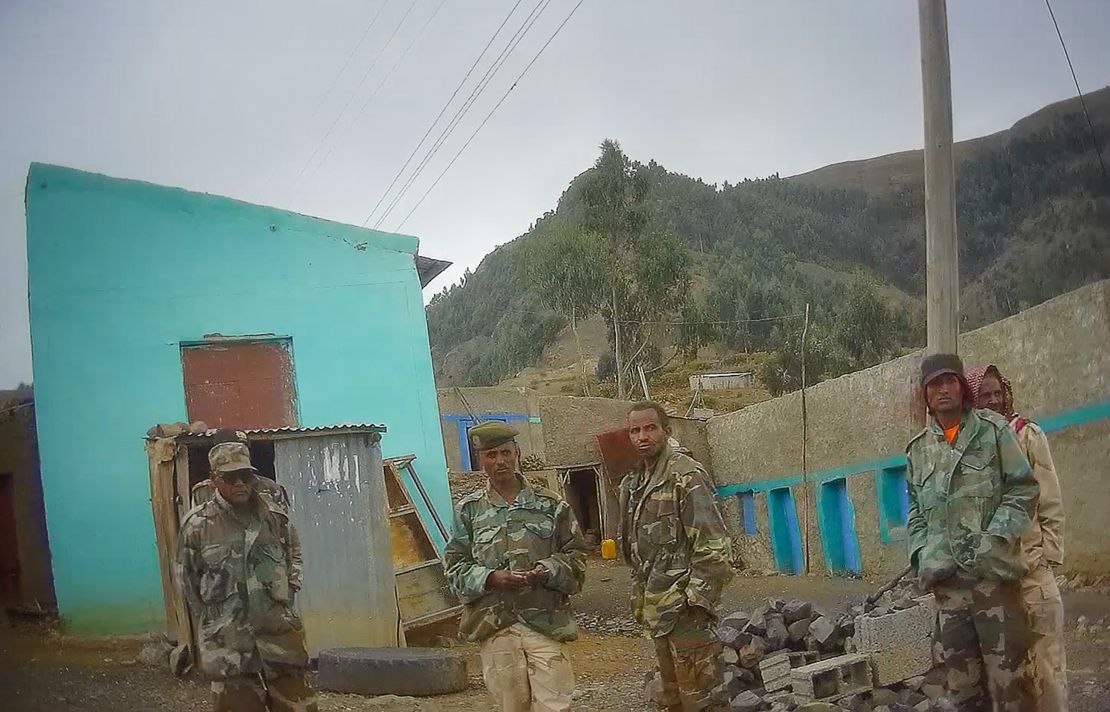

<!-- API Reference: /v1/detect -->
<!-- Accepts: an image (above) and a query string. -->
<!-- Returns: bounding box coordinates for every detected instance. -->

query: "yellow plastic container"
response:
[601,538,618,560]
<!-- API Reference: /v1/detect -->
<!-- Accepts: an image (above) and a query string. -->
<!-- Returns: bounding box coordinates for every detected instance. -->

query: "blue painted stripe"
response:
[716,397,1110,498]
[442,413,532,423]
[1040,399,1110,434]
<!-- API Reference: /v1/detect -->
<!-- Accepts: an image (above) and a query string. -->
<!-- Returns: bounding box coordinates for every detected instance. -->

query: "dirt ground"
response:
[4,560,1110,711]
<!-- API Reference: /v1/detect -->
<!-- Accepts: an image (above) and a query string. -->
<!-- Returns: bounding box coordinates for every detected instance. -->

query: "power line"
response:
[285,0,421,196]
[361,0,527,226]
[375,0,552,228]
[1044,0,1109,184]
[302,0,447,187]
[374,0,549,227]
[261,1,389,188]
[395,0,584,230]
[315,1,391,118]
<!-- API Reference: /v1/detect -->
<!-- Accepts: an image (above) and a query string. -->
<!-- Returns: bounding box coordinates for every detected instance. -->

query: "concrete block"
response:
[855,604,935,653]
[790,653,872,701]
[855,604,935,686]
[759,651,819,692]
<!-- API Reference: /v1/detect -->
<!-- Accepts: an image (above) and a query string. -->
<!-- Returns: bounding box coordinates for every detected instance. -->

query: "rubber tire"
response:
[317,647,469,696]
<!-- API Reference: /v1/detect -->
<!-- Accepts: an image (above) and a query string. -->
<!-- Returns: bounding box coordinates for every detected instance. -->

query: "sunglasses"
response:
[219,471,256,485]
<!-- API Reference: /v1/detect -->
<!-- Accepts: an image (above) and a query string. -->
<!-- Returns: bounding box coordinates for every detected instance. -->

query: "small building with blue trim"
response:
[25,164,452,633]
[708,280,1110,580]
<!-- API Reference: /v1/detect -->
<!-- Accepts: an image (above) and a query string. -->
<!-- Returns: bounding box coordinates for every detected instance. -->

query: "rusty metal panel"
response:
[181,340,298,430]
[596,426,639,490]
[275,433,401,654]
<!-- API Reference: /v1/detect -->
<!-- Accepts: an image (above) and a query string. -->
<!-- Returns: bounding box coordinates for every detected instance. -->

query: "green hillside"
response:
[427,88,1110,394]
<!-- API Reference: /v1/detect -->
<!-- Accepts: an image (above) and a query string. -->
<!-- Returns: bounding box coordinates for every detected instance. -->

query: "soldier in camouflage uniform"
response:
[444,421,587,712]
[178,442,316,712]
[907,354,1040,711]
[969,364,1068,711]
[190,429,291,510]
[620,402,733,712]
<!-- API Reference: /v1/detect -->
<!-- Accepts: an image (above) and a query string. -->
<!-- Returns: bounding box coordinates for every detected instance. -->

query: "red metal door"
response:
[181,340,299,430]
[595,426,640,490]
[0,474,20,605]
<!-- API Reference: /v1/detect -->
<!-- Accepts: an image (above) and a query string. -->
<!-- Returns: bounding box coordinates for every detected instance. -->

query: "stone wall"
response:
[708,280,1110,578]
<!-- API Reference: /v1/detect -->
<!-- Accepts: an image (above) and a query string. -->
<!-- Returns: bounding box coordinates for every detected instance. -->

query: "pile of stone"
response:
[643,590,952,711]
[574,613,641,637]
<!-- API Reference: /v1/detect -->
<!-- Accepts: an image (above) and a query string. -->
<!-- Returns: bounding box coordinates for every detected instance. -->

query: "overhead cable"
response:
[394,0,585,230]
[375,0,552,227]
[361,0,527,226]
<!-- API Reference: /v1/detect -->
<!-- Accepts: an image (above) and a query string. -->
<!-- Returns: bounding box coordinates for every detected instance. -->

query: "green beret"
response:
[469,421,519,451]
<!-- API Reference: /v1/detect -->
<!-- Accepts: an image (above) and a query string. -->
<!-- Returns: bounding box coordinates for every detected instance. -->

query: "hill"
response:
[427,88,1110,395]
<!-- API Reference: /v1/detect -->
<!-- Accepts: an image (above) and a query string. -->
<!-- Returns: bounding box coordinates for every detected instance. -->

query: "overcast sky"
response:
[2,0,1109,388]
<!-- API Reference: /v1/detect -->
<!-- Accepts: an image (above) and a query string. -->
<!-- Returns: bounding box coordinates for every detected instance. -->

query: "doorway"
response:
[0,473,20,605]
[767,487,804,575]
[563,467,603,546]
[818,478,862,576]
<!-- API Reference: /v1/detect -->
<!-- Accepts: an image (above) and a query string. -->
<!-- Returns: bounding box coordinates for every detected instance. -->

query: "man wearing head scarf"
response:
[968,365,1067,711]
[906,354,1040,711]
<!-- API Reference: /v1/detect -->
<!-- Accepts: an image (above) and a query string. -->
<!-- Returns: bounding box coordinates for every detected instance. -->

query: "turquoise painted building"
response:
[25,163,452,633]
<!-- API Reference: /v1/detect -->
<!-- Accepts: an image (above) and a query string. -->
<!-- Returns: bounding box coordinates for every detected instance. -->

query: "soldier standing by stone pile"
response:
[906,354,1040,711]
[444,421,588,712]
[177,442,316,712]
[620,401,734,712]
[969,364,1068,711]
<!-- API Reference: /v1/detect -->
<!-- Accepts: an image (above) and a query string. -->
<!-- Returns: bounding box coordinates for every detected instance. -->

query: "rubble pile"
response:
[642,590,955,711]
[574,613,641,637]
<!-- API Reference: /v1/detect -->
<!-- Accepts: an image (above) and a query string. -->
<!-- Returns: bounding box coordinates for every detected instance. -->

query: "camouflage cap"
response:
[469,421,519,451]
[208,442,258,473]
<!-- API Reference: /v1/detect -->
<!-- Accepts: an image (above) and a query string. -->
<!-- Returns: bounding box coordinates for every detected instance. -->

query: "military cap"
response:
[208,442,258,473]
[920,352,965,386]
[469,421,519,451]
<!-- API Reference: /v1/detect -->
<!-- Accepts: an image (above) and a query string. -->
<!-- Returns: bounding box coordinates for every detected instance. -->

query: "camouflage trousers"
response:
[934,575,1039,712]
[1022,564,1068,711]
[652,607,728,712]
[479,622,575,712]
[211,671,318,712]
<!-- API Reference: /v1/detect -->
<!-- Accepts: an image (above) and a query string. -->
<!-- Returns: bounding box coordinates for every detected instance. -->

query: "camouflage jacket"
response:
[444,475,587,643]
[907,408,1039,587]
[177,491,308,679]
[619,447,733,636]
[191,476,289,510]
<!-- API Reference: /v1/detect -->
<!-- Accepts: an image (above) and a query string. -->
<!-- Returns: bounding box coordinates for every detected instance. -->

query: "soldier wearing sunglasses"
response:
[178,442,315,712]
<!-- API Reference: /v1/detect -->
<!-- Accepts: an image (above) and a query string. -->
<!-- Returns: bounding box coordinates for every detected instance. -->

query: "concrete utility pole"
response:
[918,0,960,354]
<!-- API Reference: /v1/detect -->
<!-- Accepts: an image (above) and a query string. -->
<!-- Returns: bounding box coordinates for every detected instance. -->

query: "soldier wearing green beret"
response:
[444,421,588,712]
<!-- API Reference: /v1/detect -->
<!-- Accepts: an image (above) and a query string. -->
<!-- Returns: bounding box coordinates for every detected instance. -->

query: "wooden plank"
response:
[395,564,457,627]
[389,513,437,570]
[146,438,188,643]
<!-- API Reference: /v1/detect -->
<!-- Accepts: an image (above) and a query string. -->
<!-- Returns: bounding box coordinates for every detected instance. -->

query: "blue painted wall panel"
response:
[26,164,450,633]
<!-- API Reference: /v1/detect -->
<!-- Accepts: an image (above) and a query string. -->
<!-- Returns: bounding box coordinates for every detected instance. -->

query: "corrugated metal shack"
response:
[146,423,403,656]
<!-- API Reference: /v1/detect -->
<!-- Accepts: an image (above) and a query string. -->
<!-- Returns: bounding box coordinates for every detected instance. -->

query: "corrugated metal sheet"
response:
[275,432,400,654]
[242,423,386,436]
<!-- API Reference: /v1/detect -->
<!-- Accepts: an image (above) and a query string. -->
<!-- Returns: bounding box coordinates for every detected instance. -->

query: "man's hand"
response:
[524,564,549,588]
[486,570,529,591]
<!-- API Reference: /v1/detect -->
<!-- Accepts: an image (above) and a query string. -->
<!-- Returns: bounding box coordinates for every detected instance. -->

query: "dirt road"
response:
[4,563,1109,711]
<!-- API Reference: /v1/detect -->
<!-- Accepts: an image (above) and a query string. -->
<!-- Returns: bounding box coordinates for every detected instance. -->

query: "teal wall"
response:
[25,163,451,634]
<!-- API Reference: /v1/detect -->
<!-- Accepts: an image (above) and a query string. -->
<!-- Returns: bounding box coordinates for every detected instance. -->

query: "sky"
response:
[2,0,1109,388]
